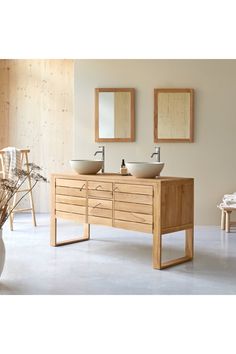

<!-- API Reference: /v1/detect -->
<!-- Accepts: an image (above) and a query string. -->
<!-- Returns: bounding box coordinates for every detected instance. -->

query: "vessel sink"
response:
[126,162,164,178]
[69,160,103,175]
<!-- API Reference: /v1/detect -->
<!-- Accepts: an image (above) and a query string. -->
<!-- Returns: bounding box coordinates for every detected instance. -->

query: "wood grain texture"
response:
[115,210,152,224]
[56,186,86,198]
[0,60,9,149]
[114,201,152,214]
[56,194,86,206]
[88,207,112,218]
[114,192,153,205]
[88,198,112,209]
[154,88,194,143]
[113,183,153,195]
[114,219,152,233]
[5,60,74,212]
[56,202,86,215]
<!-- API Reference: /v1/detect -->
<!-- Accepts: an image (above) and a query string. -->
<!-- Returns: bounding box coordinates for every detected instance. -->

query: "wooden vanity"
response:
[50,173,194,269]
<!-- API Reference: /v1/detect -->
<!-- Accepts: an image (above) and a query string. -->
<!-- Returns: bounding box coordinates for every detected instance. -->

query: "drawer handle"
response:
[131,213,145,223]
[95,185,102,190]
[113,186,119,192]
[92,203,101,209]
[80,183,86,191]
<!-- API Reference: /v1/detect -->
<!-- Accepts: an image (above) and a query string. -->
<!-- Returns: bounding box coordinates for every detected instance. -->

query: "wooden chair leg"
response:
[221,209,225,230]
[225,211,231,233]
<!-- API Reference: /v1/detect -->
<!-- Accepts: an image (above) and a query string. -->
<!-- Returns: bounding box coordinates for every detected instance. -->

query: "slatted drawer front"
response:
[88,207,112,218]
[114,192,152,205]
[88,198,112,209]
[56,202,86,215]
[113,183,153,195]
[56,178,86,189]
[56,211,86,223]
[88,190,113,199]
[88,216,112,227]
[114,220,152,234]
[115,201,152,215]
[56,195,86,206]
[88,181,112,191]
[115,210,152,224]
[56,186,86,198]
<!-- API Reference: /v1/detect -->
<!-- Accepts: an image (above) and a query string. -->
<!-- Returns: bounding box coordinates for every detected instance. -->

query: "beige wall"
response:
[75,59,236,225]
[0,60,74,212]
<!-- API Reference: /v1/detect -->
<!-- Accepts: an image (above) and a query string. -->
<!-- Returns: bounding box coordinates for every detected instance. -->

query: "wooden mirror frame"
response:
[95,88,135,142]
[154,88,194,143]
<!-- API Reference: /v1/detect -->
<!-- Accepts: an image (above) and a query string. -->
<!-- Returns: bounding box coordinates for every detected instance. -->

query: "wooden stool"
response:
[0,149,36,230]
[218,206,236,233]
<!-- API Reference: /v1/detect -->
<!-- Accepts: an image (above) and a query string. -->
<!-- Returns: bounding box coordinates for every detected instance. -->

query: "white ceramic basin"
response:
[126,162,164,178]
[69,160,103,175]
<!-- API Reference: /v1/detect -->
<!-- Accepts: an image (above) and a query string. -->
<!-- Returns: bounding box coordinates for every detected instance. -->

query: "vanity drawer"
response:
[115,210,153,224]
[56,195,86,206]
[88,190,113,199]
[113,183,153,196]
[56,186,86,198]
[115,201,152,215]
[88,216,112,227]
[56,202,86,215]
[56,211,86,223]
[56,178,86,190]
[114,220,152,234]
[88,207,112,219]
[114,192,153,205]
[88,181,112,191]
[88,198,112,210]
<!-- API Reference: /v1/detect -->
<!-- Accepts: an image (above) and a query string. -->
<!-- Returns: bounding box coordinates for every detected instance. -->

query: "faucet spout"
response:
[94,146,105,173]
[150,146,160,162]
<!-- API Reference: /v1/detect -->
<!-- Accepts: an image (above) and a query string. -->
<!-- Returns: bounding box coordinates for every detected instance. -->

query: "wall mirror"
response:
[154,88,194,142]
[95,88,135,142]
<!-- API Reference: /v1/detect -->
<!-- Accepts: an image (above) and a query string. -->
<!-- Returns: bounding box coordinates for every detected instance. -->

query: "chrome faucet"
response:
[94,146,105,173]
[151,146,160,162]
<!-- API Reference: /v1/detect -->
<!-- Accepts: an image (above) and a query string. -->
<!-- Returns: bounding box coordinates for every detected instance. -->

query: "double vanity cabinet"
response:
[50,173,194,269]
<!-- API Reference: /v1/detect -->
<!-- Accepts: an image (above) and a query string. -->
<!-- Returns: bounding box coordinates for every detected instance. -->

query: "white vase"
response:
[0,228,6,278]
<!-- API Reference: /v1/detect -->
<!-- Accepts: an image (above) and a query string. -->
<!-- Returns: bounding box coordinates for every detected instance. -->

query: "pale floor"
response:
[0,214,236,295]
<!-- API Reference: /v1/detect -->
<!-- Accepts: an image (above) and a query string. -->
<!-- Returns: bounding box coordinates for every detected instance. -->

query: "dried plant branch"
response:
[0,163,48,228]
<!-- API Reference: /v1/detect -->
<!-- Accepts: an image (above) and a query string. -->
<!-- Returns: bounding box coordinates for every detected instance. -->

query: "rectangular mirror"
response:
[95,88,135,142]
[154,88,194,142]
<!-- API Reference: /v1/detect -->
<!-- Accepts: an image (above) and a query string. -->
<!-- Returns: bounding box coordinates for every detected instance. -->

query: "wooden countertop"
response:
[51,172,193,185]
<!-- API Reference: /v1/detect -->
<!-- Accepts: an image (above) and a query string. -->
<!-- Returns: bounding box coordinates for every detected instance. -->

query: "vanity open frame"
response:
[50,173,194,269]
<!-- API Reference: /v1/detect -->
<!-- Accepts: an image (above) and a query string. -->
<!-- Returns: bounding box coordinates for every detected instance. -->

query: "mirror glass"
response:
[154,89,194,142]
[95,88,135,142]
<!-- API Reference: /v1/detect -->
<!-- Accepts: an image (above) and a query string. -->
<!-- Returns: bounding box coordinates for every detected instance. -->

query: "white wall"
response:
[75,59,236,225]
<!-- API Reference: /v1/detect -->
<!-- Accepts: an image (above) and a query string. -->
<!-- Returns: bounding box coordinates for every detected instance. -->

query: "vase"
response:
[0,228,5,278]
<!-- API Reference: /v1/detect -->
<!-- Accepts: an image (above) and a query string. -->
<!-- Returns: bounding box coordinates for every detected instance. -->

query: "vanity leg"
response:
[152,230,162,270]
[185,228,194,259]
[50,216,57,246]
[225,211,231,233]
[50,220,91,247]
[221,209,225,230]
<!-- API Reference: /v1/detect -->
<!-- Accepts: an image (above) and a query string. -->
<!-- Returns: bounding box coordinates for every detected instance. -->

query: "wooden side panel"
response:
[160,180,194,232]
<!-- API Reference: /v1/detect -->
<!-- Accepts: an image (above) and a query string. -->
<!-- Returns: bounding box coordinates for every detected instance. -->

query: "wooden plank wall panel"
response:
[0,60,9,149]
[6,60,74,212]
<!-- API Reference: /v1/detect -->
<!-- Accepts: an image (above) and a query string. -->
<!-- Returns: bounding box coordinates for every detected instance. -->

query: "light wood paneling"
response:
[5,60,74,212]
[56,210,86,223]
[0,60,9,149]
